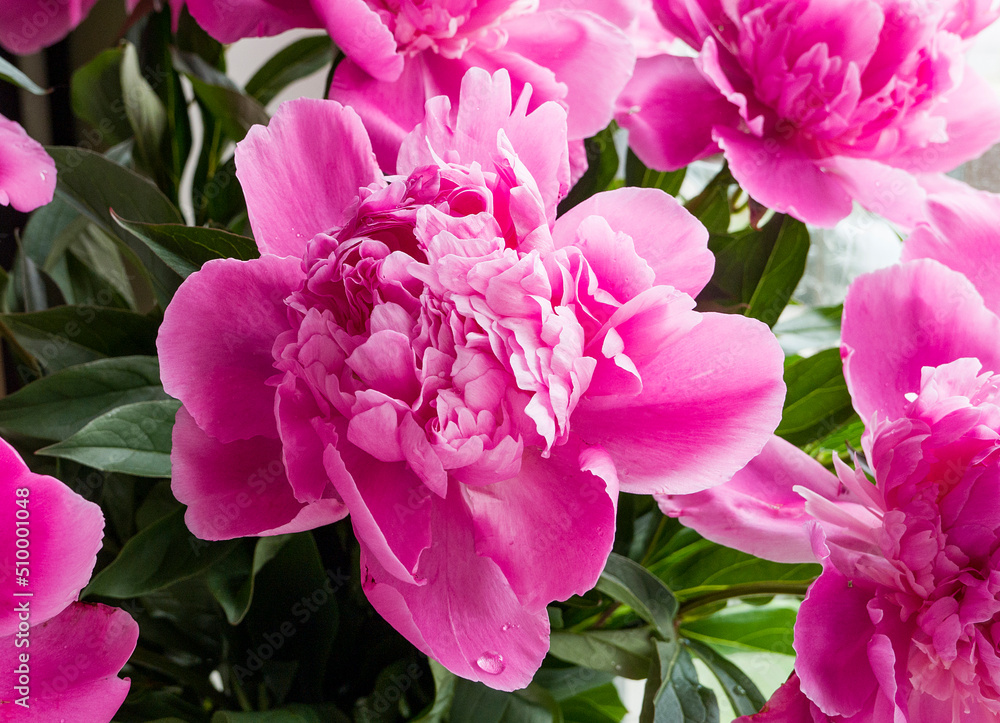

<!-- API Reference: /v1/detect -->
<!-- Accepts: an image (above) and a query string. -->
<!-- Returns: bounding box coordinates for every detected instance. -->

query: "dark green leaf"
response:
[0,355,167,440]
[0,305,159,372]
[776,348,857,446]
[548,628,654,679]
[625,149,685,196]
[684,638,766,716]
[449,679,557,723]
[37,399,180,477]
[560,682,628,723]
[533,667,616,702]
[71,48,131,147]
[46,146,184,306]
[113,211,259,277]
[121,42,170,186]
[413,659,457,723]
[210,705,349,723]
[597,553,678,639]
[85,507,239,597]
[207,535,293,625]
[641,641,718,723]
[559,126,619,214]
[744,216,810,326]
[0,56,46,94]
[246,36,334,105]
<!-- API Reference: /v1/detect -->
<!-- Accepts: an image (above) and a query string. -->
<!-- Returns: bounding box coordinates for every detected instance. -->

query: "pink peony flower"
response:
[0,0,182,54]
[0,113,55,213]
[662,257,1000,721]
[615,0,1000,228]
[0,436,138,722]
[185,0,636,169]
[157,67,785,690]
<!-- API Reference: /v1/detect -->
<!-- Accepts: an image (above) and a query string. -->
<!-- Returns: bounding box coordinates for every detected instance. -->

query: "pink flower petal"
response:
[464,442,618,611]
[184,0,321,43]
[552,186,713,298]
[0,603,137,723]
[0,114,56,213]
[360,486,551,692]
[735,673,830,722]
[616,54,736,170]
[575,295,785,494]
[0,0,99,54]
[157,256,302,443]
[309,0,402,81]
[842,260,1000,423]
[236,99,383,257]
[0,437,103,636]
[171,408,346,539]
[657,436,841,564]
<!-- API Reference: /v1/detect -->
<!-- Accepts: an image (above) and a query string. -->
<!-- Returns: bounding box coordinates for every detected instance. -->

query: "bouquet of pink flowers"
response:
[2,0,1000,720]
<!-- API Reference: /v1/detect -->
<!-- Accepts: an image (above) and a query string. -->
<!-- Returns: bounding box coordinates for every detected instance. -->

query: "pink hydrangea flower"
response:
[157,68,785,690]
[662,257,1000,721]
[185,0,636,169]
[0,113,55,213]
[615,0,1000,228]
[0,436,138,722]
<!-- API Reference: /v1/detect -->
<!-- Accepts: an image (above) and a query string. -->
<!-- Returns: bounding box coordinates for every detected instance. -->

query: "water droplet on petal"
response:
[476,651,505,675]
[501,623,511,631]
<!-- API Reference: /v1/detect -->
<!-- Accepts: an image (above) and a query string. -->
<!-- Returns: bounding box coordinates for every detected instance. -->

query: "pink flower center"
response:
[372,0,536,56]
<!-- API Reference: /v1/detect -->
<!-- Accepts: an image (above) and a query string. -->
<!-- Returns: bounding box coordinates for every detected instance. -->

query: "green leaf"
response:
[560,682,628,723]
[121,42,170,186]
[449,679,557,723]
[0,306,159,372]
[548,628,655,679]
[246,36,334,105]
[775,348,857,447]
[744,216,810,326]
[625,149,685,196]
[211,705,349,723]
[413,659,457,723]
[0,56,46,94]
[46,146,184,307]
[773,304,842,356]
[641,641,718,723]
[559,125,619,214]
[680,601,797,656]
[37,399,180,477]
[71,47,131,147]
[207,535,293,625]
[85,507,240,598]
[597,553,678,639]
[0,356,167,440]
[113,212,259,277]
[684,638,766,716]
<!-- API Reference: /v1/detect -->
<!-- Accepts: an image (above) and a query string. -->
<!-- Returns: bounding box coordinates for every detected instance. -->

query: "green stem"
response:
[678,582,812,617]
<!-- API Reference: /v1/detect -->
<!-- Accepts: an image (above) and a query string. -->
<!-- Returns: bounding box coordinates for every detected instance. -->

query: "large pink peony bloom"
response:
[0,113,55,213]
[616,0,1000,228]
[0,0,182,54]
[185,0,636,169]
[157,68,785,690]
[0,436,138,722]
[662,256,1000,721]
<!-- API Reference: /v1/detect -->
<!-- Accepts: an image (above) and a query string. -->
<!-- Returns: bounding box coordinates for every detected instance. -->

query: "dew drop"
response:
[501,623,511,631]
[476,651,506,675]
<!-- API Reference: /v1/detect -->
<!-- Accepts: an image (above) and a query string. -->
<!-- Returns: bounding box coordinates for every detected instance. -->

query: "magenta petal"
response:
[236,99,383,257]
[184,0,321,43]
[552,186,713,297]
[0,437,103,636]
[500,9,635,140]
[735,673,829,722]
[0,0,99,54]
[158,256,302,443]
[576,304,785,494]
[902,186,1000,317]
[171,408,347,539]
[617,54,735,170]
[657,436,839,564]
[360,487,551,692]
[822,156,927,231]
[0,114,56,213]
[0,603,137,722]
[309,0,402,82]
[464,443,618,611]
[842,259,1000,423]
[794,567,879,718]
[717,128,855,227]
